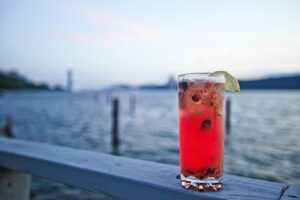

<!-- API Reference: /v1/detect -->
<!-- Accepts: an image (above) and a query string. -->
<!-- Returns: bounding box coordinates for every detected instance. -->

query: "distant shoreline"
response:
[107,75,300,91]
[0,70,63,91]
[1,70,300,91]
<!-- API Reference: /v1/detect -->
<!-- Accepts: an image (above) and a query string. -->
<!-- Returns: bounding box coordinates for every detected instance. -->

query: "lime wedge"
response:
[210,71,240,92]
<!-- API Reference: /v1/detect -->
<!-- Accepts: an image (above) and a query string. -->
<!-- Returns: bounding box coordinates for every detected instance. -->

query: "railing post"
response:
[226,98,231,130]
[112,98,120,154]
[0,168,31,200]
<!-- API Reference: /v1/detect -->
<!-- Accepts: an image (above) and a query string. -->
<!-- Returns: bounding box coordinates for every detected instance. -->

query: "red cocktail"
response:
[178,73,225,191]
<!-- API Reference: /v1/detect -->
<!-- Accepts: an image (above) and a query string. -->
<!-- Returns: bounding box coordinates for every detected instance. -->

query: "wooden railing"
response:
[0,138,299,200]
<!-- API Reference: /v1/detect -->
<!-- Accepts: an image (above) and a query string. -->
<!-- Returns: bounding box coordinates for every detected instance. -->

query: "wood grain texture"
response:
[0,138,287,200]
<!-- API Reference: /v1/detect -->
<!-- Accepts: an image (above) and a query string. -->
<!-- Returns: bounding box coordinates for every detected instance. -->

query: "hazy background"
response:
[1,1,300,199]
[1,0,300,90]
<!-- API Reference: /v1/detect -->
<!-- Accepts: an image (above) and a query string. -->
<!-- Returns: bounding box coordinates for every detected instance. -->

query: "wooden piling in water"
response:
[226,99,231,130]
[106,93,110,103]
[0,115,14,138]
[5,115,14,138]
[112,98,120,154]
[129,94,136,112]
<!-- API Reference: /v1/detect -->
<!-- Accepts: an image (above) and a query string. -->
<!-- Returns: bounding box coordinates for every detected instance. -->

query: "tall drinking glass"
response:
[178,73,225,191]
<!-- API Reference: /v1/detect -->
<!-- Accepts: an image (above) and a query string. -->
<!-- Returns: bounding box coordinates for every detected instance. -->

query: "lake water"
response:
[0,90,300,199]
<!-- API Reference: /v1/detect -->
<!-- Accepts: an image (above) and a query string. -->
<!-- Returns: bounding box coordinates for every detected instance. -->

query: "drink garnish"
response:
[209,71,240,92]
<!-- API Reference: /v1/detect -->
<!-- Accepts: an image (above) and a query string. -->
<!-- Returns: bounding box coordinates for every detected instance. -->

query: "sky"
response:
[0,0,300,90]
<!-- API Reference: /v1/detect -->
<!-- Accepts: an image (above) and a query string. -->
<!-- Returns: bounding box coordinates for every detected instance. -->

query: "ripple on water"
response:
[0,90,299,198]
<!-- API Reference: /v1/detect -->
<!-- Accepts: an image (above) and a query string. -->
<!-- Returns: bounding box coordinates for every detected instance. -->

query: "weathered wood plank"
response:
[0,138,285,200]
[0,168,31,200]
[281,186,300,200]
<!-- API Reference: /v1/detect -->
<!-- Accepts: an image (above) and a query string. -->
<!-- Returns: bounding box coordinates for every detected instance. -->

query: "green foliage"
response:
[0,71,49,90]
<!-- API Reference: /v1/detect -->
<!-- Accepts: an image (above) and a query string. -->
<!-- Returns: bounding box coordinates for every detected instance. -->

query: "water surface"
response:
[0,90,299,198]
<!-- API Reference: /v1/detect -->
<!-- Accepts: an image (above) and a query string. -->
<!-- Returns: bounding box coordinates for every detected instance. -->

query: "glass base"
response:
[180,174,223,192]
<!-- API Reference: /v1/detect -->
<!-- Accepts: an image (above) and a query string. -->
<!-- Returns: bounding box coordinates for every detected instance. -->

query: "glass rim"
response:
[178,72,211,78]
[178,72,225,83]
